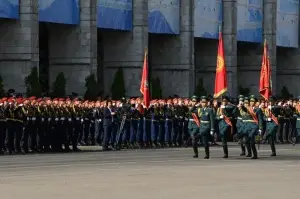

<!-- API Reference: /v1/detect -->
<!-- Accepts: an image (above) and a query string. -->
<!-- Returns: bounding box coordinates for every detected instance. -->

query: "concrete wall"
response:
[0,0,39,93]
[149,0,194,98]
[101,0,148,97]
[47,0,97,95]
[1,0,300,98]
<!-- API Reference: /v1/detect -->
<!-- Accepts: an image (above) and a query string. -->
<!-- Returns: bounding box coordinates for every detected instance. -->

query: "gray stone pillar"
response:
[263,0,277,94]
[0,0,39,93]
[102,0,148,97]
[150,0,194,98]
[223,0,237,97]
[48,0,97,95]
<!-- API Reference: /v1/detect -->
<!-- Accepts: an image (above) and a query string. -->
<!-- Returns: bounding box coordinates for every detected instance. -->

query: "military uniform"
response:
[263,97,281,156]
[197,96,215,159]
[240,96,263,159]
[0,99,6,154]
[236,95,247,156]
[216,96,235,158]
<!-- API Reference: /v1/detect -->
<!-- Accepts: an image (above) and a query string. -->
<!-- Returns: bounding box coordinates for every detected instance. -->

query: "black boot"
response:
[223,145,228,158]
[193,146,198,158]
[251,142,258,159]
[240,144,246,156]
[204,147,209,159]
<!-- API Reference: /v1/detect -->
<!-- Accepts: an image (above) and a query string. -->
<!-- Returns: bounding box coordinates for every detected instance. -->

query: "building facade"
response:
[0,0,298,98]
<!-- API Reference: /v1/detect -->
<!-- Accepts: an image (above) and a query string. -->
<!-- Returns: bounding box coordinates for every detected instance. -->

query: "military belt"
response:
[200,121,209,124]
[243,120,256,123]
[297,118,300,121]
[237,117,242,120]
[189,119,195,121]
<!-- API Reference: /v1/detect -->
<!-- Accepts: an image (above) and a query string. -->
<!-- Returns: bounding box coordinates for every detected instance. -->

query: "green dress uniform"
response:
[236,95,247,156]
[195,96,215,159]
[240,96,263,159]
[188,96,200,158]
[263,97,281,156]
[216,96,236,158]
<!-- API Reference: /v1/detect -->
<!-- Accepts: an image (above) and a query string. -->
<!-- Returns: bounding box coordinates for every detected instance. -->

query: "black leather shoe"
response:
[193,154,198,158]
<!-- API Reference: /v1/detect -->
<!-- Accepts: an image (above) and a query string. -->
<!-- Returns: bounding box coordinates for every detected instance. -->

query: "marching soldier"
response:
[241,95,263,159]
[236,95,248,156]
[216,95,235,158]
[188,96,201,158]
[263,96,281,156]
[197,96,215,159]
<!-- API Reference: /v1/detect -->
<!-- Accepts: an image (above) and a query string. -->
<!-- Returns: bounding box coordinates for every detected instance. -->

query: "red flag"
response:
[140,48,150,108]
[259,39,271,100]
[214,30,228,98]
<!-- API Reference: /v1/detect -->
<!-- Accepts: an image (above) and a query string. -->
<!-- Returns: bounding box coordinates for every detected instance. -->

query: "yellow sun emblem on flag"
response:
[217,56,224,72]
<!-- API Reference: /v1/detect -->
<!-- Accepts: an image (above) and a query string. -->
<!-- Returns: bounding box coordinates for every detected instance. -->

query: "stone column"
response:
[223,0,237,97]
[48,0,97,95]
[102,0,148,96]
[263,0,277,94]
[149,0,194,98]
[0,0,39,93]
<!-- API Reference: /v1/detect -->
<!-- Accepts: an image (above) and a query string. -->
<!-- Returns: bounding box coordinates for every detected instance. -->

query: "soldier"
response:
[164,99,173,147]
[236,95,248,156]
[216,95,235,158]
[188,95,200,158]
[263,96,281,156]
[14,98,27,154]
[196,96,215,159]
[157,100,166,147]
[0,99,5,154]
[5,98,16,154]
[241,95,263,159]
[120,98,131,148]
[294,97,300,144]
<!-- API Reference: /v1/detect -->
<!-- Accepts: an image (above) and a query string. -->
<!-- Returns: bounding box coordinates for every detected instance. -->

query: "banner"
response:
[97,0,133,31]
[237,0,263,43]
[0,0,19,19]
[148,0,180,34]
[194,0,222,39]
[39,0,80,25]
[276,0,299,48]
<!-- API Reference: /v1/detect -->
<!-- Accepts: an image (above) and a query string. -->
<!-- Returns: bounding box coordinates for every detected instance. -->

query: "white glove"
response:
[210,130,214,135]
[220,115,224,119]
[221,105,225,108]
[258,130,262,136]
[268,105,271,109]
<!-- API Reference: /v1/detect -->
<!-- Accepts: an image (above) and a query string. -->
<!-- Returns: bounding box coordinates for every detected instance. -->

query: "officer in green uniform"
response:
[263,96,280,156]
[188,96,200,158]
[196,96,215,159]
[236,95,247,156]
[216,95,235,158]
[241,95,263,159]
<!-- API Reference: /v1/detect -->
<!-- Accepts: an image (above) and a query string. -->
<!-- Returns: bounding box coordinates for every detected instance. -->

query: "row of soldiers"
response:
[0,95,299,156]
[187,94,300,159]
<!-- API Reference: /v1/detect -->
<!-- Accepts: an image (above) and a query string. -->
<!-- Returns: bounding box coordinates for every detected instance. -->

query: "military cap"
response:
[28,96,36,100]
[244,97,249,103]
[249,95,257,102]
[200,96,208,101]
[297,96,300,101]
[191,95,198,101]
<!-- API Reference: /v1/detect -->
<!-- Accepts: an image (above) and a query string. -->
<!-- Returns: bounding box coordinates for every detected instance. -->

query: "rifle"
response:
[114,114,127,150]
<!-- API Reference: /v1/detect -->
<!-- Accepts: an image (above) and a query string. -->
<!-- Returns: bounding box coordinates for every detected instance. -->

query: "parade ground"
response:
[0,144,300,199]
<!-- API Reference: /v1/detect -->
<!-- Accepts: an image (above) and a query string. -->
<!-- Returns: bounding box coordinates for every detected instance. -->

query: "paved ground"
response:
[0,144,300,199]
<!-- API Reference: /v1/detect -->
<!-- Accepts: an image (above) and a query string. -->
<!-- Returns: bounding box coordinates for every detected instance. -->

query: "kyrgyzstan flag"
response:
[259,39,272,100]
[140,48,150,108]
[214,29,228,98]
